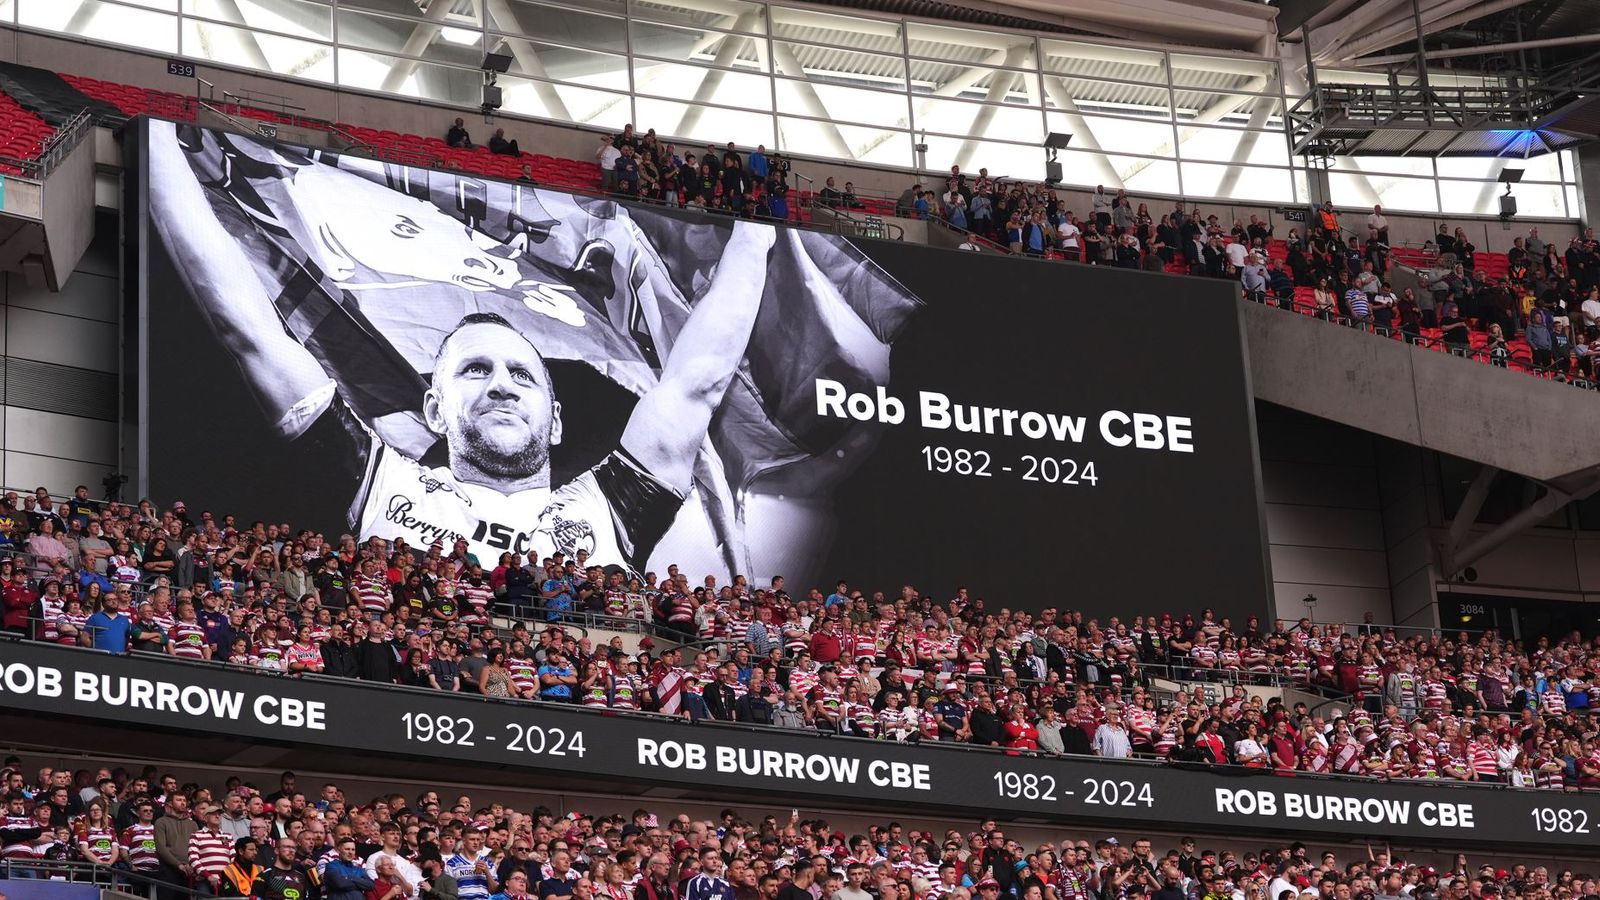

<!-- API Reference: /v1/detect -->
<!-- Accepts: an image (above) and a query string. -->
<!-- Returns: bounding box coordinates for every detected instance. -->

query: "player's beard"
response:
[451,414,549,482]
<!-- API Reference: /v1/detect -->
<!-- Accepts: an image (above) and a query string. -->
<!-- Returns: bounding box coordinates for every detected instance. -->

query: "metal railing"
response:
[0,857,167,897]
[0,107,94,180]
[813,203,905,241]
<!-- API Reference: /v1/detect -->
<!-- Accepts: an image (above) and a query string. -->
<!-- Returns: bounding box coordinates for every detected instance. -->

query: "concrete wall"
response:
[1256,403,1392,625]
[0,28,1581,254]
[1241,299,1600,489]
[0,209,119,494]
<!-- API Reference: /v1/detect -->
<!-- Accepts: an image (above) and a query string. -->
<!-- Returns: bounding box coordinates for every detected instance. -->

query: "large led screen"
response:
[133,118,1270,619]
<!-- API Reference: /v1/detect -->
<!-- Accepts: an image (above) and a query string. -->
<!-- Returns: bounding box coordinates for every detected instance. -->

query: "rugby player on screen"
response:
[146,122,774,571]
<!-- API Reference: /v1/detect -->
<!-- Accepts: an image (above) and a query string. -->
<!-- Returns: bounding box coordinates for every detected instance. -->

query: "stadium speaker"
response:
[1044,160,1062,184]
[481,85,503,111]
[1499,193,1517,218]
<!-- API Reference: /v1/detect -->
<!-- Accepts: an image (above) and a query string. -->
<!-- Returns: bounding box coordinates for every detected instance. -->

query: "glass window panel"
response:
[1331,172,1438,213]
[776,117,911,169]
[775,79,906,129]
[1169,53,1277,89]
[1292,166,1309,205]
[1567,185,1581,220]
[1050,76,1171,118]
[1109,152,1178,196]
[1180,161,1291,203]
[912,65,1037,106]
[1046,113,1172,157]
[630,21,768,72]
[771,42,905,92]
[337,48,483,105]
[633,97,773,147]
[20,0,177,50]
[1172,91,1280,127]
[490,0,627,55]
[1180,125,1289,167]
[498,75,632,129]
[187,0,332,41]
[629,0,765,34]
[1331,155,1434,177]
[906,22,1024,65]
[1435,152,1563,182]
[632,60,770,111]
[495,43,629,92]
[919,134,1046,182]
[336,8,483,60]
[1440,179,1565,218]
[182,19,334,82]
[0,0,11,20]
[916,97,1042,145]
[1039,38,1164,83]
[769,7,899,51]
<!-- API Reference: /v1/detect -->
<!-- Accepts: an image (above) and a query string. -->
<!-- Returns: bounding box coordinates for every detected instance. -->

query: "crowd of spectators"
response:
[1,762,1597,900]
[438,115,1600,379]
[587,124,800,221]
[6,484,1600,787]
[1268,208,1600,370]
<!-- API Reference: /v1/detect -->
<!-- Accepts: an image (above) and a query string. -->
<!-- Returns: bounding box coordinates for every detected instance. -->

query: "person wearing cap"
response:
[187,804,234,895]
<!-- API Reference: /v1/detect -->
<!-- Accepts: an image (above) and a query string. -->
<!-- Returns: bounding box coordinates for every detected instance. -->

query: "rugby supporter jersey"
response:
[170,621,208,659]
[354,443,680,572]
[445,850,493,900]
[2,815,38,859]
[122,823,160,872]
[78,826,118,863]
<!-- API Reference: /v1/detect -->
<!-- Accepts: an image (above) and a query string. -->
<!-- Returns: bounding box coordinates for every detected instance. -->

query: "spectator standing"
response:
[1240,256,1267,303]
[776,862,813,900]
[684,849,732,900]
[445,828,498,900]
[187,804,233,897]
[326,839,376,900]
[538,651,577,702]
[1366,205,1388,244]
[596,135,621,193]
[1091,186,1112,231]
[84,588,132,652]
[615,145,640,199]
[1344,287,1371,329]
[1093,707,1132,758]
[747,145,768,182]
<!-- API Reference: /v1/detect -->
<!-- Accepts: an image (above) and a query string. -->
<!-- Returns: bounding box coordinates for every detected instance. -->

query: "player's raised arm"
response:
[146,123,332,436]
[620,219,775,493]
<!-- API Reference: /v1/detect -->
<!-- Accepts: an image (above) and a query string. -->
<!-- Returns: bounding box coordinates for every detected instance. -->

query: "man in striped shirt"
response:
[188,804,234,895]
[1344,288,1371,328]
[446,827,500,900]
[121,799,161,874]
[0,792,42,863]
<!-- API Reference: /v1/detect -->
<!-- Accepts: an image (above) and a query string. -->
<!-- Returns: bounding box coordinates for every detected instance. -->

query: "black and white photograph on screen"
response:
[142,118,924,584]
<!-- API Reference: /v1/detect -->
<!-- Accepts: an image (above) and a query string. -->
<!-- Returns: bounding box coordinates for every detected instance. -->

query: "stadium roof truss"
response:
[1287,0,1600,158]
